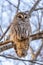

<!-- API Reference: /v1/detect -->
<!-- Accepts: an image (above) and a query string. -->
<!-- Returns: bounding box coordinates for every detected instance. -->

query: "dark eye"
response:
[25,16,27,18]
[18,15,21,18]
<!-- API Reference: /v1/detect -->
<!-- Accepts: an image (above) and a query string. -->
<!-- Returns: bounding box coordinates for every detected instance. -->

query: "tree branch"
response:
[0,54,43,65]
[34,8,43,11]
[0,22,12,41]
[30,31,43,41]
[28,0,41,17]
[0,40,13,46]
[16,0,20,13]
[0,31,43,52]
[0,43,13,52]
[5,0,21,11]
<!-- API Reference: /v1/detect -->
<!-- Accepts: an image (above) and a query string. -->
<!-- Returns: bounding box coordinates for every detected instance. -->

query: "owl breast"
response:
[14,22,31,40]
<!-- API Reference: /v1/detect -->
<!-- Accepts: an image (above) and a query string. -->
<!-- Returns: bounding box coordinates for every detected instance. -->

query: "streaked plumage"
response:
[10,12,31,57]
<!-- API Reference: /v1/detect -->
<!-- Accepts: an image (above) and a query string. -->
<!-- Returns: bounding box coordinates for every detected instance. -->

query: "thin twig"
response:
[16,0,20,13]
[31,40,43,65]
[0,22,12,41]
[34,8,43,11]
[0,25,3,34]
[28,0,41,17]
[0,54,43,65]
[5,0,21,11]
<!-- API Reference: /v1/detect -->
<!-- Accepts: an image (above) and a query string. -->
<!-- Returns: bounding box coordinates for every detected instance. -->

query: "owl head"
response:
[13,12,29,24]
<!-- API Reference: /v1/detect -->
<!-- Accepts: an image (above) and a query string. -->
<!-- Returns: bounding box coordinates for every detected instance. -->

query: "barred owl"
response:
[10,12,31,57]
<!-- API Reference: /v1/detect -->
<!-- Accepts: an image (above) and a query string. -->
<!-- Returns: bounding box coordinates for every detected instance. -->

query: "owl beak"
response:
[22,18,25,22]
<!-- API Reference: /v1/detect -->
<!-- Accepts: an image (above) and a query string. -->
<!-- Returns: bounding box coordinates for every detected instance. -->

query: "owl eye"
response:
[24,16,27,18]
[18,15,22,18]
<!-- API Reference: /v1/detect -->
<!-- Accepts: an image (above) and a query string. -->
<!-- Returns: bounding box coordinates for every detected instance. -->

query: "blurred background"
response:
[0,0,43,65]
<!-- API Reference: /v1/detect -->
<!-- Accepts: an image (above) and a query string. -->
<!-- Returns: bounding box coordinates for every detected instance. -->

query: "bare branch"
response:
[5,0,17,8]
[0,31,43,52]
[0,25,3,34]
[30,40,43,65]
[34,39,43,59]
[5,0,21,11]
[0,40,13,46]
[16,0,20,13]
[28,0,41,17]
[34,8,43,11]
[0,54,43,65]
[0,22,12,41]
[30,31,43,41]
[0,43,13,52]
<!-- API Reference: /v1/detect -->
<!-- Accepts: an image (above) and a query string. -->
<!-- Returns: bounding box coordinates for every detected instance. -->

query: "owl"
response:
[9,12,31,57]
